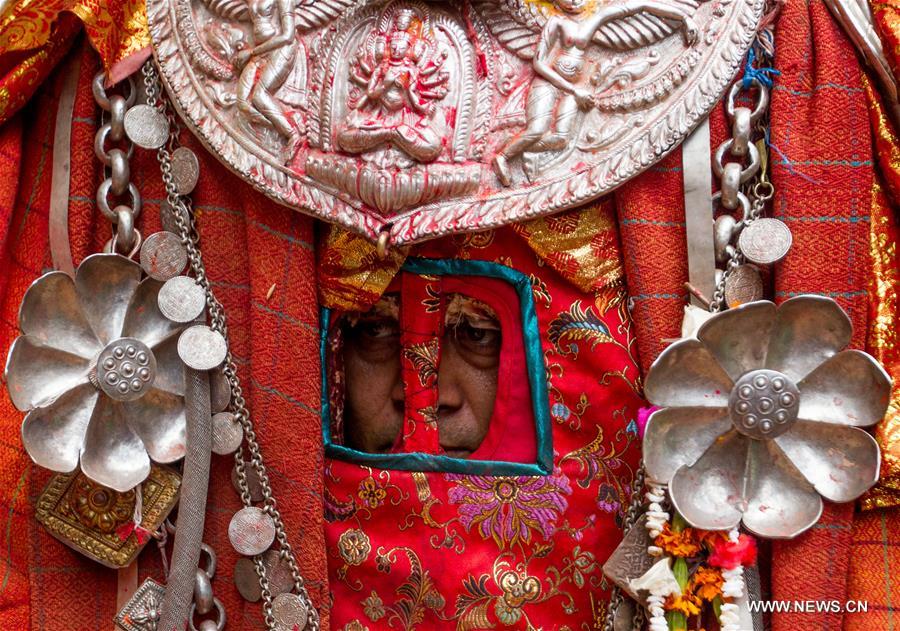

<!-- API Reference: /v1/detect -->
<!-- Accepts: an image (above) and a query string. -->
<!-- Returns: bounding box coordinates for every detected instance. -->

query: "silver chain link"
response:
[141,60,319,631]
[92,73,142,256]
[709,77,774,312]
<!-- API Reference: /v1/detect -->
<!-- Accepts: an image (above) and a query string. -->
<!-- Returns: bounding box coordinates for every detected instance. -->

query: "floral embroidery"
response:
[547,301,614,358]
[342,621,368,631]
[362,590,385,621]
[446,469,571,547]
[403,340,439,387]
[338,529,372,566]
[358,477,386,509]
[379,547,446,630]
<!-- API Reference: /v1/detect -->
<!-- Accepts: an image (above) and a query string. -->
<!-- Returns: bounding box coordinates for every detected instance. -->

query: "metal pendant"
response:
[643,297,890,539]
[723,264,763,308]
[738,217,793,265]
[7,253,193,492]
[35,465,181,568]
[601,514,655,606]
[115,577,166,631]
[148,0,763,244]
[229,506,277,556]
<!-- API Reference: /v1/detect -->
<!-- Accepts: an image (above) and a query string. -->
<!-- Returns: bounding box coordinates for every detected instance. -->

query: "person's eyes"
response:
[346,317,400,360]
[452,320,502,361]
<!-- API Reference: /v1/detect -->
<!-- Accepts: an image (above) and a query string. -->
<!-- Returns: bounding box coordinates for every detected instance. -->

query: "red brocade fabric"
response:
[0,41,328,630]
[324,226,645,629]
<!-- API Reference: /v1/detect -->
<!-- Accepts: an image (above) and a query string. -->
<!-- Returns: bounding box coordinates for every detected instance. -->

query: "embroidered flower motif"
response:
[362,590,385,621]
[595,483,620,513]
[337,528,371,566]
[643,297,890,538]
[6,254,191,492]
[494,600,523,626]
[342,621,368,631]
[357,477,386,509]
[403,340,439,386]
[446,469,572,547]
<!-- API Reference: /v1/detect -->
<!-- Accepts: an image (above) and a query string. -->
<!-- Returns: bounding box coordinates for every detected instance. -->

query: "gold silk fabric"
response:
[860,78,900,510]
[0,0,149,124]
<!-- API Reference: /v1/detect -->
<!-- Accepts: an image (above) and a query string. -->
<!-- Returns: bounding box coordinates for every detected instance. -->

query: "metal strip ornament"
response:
[147,0,763,245]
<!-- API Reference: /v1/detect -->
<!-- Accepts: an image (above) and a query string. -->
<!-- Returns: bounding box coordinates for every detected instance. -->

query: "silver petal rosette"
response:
[6,254,190,492]
[643,296,891,539]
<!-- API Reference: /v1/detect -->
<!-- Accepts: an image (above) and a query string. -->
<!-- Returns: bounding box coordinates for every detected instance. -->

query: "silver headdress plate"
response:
[149,0,763,244]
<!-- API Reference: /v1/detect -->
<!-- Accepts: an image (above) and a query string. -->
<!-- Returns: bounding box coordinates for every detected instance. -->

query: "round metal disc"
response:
[212,411,243,455]
[159,276,206,323]
[210,368,232,413]
[96,338,157,401]
[140,231,187,281]
[160,200,189,235]
[178,325,227,370]
[228,506,276,556]
[234,557,262,602]
[262,549,297,598]
[738,218,793,265]
[171,147,200,195]
[232,462,265,503]
[724,264,764,308]
[123,104,170,149]
[271,593,308,631]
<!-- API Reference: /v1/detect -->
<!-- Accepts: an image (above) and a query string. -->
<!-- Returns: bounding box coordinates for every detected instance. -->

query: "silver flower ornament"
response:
[6,254,190,492]
[643,296,891,539]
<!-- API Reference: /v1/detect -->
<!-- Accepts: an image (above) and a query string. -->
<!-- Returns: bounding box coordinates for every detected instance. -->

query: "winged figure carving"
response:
[181,0,358,160]
[476,0,703,186]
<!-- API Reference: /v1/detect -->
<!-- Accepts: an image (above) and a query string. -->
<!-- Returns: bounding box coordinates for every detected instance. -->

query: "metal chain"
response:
[141,60,319,631]
[92,72,142,256]
[602,463,648,631]
[709,77,774,312]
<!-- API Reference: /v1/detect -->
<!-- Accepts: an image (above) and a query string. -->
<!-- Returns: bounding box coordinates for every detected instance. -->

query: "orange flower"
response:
[655,523,701,557]
[664,592,702,617]
[697,528,730,550]
[691,566,724,602]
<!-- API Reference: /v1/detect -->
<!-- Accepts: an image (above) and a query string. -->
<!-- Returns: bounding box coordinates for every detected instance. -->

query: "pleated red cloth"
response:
[0,39,328,630]
[616,1,879,629]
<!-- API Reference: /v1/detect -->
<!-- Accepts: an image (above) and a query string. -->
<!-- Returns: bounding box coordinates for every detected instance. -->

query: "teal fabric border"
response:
[320,257,553,476]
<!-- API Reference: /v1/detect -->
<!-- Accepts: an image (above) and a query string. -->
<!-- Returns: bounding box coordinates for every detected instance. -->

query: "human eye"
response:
[345,316,400,361]
[452,318,501,365]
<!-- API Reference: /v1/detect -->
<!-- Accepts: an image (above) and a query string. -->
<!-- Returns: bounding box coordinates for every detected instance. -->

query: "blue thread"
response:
[741,47,780,89]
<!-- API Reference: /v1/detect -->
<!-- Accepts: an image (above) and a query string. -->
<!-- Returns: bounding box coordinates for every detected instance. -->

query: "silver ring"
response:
[109,149,130,196]
[109,95,128,142]
[726,78,769,123]
[189,598,227,631]
[97,179,141,222]
[94,124,134,166]
[712,190,751,224]
[713,138,759,183]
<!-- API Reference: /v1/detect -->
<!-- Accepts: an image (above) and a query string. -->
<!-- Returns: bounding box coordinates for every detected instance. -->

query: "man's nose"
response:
[436,346,464,413]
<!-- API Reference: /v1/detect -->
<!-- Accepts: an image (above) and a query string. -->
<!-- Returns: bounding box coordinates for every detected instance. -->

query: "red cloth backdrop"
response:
[617,0,881,629]
[0,39,328,630]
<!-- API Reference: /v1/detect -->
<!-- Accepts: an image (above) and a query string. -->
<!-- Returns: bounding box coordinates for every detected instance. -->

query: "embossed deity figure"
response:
[234,0,300,159]
[337,8,450,165]
[492,0,699,186]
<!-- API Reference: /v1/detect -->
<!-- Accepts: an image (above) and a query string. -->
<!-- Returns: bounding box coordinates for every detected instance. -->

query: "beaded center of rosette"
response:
[728,369,799,439]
